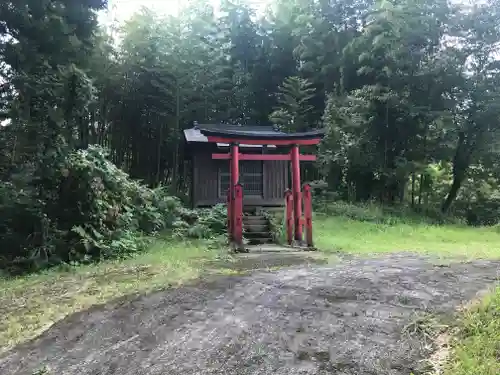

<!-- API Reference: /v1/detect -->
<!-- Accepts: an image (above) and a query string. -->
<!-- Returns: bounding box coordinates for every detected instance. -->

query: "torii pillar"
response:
[291,144,302,241]
[197,126,324,249]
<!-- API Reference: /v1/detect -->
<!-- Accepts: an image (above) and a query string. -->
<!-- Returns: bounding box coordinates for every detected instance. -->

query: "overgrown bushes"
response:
[262,210,285,244]
[54,146,181,261]
[314,199,464,226]
[0,146,227,274]
[175,204,227,240]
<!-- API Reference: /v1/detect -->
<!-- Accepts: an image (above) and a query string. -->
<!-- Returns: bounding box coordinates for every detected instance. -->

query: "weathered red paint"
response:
[207,136,321,146]
[284,189,294,245]
[233,183,244,248]
[231,143,239,188]
[303,183,313,247]
[212,153,316,161]
[291,145,302,242]
[230,143,240,246]
[207,134,320,249]
[226,187,232,241]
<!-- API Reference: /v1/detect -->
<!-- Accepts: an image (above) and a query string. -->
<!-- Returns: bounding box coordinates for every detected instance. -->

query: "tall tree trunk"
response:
[441,174,464,213]
[171,82,180,193]
[11,135,17,164]
[442,131,472,213]
[79,115,89,148]
[418,173,424,206]
[156,113,163,187]
[399,178,405,204]
[411,172,416,207]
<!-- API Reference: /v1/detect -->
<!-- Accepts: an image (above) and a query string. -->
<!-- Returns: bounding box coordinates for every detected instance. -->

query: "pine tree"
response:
[269,76,316,132]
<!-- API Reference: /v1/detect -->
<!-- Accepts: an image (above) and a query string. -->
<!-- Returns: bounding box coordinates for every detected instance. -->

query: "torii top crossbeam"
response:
[198,125,324,145]
[197,124,324,248]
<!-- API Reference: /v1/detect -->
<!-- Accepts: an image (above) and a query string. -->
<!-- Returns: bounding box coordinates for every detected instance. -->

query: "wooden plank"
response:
[262,160,288,200]
[263,160,271,200]
[275,160,283,199]
[212,153,316,161]
[192,153,197,207]
[194,153,219,205]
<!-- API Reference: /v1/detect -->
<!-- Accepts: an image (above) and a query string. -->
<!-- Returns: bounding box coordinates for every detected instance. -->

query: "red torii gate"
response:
[198,126,324,250]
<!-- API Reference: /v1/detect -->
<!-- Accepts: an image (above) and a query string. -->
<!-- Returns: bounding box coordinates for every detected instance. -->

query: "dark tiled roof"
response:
[184,123,283,144]
[184,123,324,143]
[198,125,324,140]
[197,123,284,136]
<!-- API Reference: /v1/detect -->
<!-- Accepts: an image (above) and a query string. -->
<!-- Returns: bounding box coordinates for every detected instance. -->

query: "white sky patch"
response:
[104,0,180,22]
[100,0,272,25]
[99,0,476,26]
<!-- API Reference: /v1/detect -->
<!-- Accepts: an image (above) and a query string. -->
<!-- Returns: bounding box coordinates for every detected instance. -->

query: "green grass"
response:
[445,287,500,375]
[0,238,227,353]
[315,215,500,259]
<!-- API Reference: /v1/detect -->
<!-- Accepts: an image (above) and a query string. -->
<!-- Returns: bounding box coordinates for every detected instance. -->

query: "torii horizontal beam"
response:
[206,136,321,146]
[212,153,316,161]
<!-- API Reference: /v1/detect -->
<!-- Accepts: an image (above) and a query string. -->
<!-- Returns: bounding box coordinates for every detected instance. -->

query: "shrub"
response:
[0,181,58,271]
[175,204,228,239]
[57,146,182,261]
[0,145,233,274]
[0,146,183,273]
[314,199,462,226]
[262,210,285,244]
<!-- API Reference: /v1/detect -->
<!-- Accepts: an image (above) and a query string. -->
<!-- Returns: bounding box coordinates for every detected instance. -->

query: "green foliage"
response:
[3,0,500,272]
[175,204,228,240]
[0,181,47,269]
[314,200,462,226]
[445,288,500,375]
[53,146,180,261]
[270,76,316,132]
[0,146,184,273]
[262,210,285,244]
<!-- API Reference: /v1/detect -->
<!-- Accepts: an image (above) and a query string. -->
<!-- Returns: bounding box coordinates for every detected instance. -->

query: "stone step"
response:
[244,223,269,233]
[243,214,272,245]
[247,237,273,245]
[244,219,268,224]
[243,215,267,221]
[244,231,272,238]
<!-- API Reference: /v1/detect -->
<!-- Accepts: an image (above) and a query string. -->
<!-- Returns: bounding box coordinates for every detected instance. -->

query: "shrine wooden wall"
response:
[191,148,288,208]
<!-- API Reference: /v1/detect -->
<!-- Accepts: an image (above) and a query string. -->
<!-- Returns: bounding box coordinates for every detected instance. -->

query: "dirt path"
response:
[1,253,498,375]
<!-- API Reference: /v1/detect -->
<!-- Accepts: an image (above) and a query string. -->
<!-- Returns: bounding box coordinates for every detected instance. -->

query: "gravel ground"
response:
[1,253,498,375]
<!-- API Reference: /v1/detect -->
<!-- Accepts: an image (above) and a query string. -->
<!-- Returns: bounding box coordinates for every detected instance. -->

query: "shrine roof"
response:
[184,124,283,148]
[199,124,324,140]
[184,124,280,142]
[184,123,324,145]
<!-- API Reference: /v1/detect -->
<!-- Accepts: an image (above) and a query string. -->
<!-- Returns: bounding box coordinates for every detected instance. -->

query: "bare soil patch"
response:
[0,253,498,375]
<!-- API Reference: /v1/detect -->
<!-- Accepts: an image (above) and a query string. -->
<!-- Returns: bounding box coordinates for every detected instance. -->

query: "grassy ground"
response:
[444,287,500,375]
[315,214,500,259]
[0,239,229,353]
